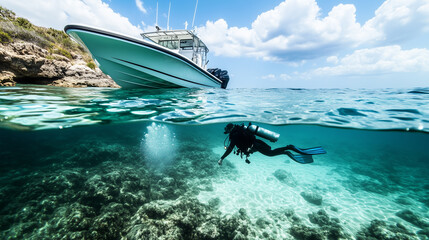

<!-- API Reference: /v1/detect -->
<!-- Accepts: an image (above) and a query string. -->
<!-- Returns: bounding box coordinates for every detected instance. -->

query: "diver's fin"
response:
[288,145,326,155]
[285,151,314,164]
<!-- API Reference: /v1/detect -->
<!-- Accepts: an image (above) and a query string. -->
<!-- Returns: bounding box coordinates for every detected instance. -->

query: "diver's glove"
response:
[218,158,223,166]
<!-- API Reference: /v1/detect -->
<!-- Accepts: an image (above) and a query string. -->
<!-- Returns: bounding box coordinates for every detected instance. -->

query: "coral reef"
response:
[0,129,240,240]
[272,208,350,240]
[356,220,419,240]
[307,210,350,239]
[123,197,254,240]
[0,162,149,239]
[289,224,325,240]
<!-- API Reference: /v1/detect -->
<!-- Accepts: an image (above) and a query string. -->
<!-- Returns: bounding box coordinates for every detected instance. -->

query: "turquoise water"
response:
[0,86,427,131]
[0,85,428,239]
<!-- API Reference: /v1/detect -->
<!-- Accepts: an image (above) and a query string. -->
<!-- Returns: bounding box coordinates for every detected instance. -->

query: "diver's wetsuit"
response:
[252,139,289,156]
[221,125,289,160]
[219,123,326,165]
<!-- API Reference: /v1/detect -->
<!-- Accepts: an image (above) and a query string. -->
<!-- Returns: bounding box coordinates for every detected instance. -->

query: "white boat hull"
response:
[65,25,224,89]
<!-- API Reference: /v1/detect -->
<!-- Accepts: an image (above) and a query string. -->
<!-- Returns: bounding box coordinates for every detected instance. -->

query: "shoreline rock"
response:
[0,41,119,88]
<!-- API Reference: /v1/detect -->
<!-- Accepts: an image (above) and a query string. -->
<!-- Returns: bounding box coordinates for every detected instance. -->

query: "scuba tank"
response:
[244,123,280,142]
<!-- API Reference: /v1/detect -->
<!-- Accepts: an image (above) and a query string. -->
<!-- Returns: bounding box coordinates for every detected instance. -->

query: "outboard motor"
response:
[208,68,230,89]
[244,123,280,142]
[219,70,229,89]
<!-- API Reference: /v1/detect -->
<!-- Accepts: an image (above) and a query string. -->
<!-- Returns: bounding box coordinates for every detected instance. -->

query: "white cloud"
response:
[279,74,292,81]
[142,24,156,33]
[261,74,276,80]
[196,19,258,58]
[363,0,429,43]
[312,45,429,76]
[197,0,429,62]
[135,0,147,14]
[261,73,292,81]
[1,0,142,37]
[326,56,339,64]
[197,0,366,61]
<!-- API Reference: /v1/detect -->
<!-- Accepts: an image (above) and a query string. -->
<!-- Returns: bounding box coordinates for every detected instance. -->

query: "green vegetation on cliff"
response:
[0,5,94,65]
[0,30,11,43]
[86,61,96,70]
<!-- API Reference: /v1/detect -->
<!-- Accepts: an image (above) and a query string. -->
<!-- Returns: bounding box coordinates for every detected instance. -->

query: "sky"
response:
[1,0,428,88]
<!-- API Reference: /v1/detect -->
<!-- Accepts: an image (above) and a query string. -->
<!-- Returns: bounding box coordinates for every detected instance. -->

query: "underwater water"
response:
[0,85,428,239]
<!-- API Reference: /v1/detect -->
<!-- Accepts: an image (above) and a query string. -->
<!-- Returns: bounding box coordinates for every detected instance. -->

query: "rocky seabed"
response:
[1,135,428,240]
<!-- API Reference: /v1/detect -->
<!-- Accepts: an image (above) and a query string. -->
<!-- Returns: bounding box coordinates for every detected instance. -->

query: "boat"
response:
[64,24,230,89]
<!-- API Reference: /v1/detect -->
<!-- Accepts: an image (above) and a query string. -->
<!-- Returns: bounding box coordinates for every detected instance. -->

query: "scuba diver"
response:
[218,123,326,165]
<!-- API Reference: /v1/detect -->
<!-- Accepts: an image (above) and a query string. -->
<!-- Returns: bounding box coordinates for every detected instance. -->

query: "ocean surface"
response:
[0,85,428,239]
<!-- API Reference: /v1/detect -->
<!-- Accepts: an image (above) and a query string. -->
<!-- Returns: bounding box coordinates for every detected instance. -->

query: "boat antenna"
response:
[191,0,198,29]
[167,1,171,30]
[155,1,159,30]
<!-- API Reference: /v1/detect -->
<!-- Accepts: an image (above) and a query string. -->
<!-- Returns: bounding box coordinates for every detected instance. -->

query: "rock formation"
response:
[300,191,323,205]
[0,41,119,88]
[273,169,297,187]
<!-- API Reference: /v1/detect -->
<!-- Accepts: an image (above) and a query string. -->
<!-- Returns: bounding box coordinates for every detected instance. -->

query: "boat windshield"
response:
[141,30,209,68]
[180,39,193,49]
[159,40,179,50]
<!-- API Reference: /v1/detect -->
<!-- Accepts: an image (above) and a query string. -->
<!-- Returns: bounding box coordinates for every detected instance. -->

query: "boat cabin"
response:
[141,30,209,69]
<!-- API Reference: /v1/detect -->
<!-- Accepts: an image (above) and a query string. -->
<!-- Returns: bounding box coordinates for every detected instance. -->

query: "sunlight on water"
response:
[142,122,177,169]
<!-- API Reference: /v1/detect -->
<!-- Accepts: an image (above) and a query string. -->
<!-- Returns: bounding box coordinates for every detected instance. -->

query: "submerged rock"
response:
[255,217,271,229]
[284,209,302,223]
[356,219,419,240]
[208,197,221,209]
[396,210,429,229]
[289,224,324,240]
[308,210,331,226]
[308,210,349,240]
[123,197,255,240]
[273,169,297,187]
[280,208,350,240]
[0,157,151,239]
[395,196,413,206]
[0,134,239,239]
[300,191,323,205]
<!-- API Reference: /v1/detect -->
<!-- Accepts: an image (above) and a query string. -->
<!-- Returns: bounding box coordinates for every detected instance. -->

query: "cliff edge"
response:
[0,41,119,87]
[0,6,119,88]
